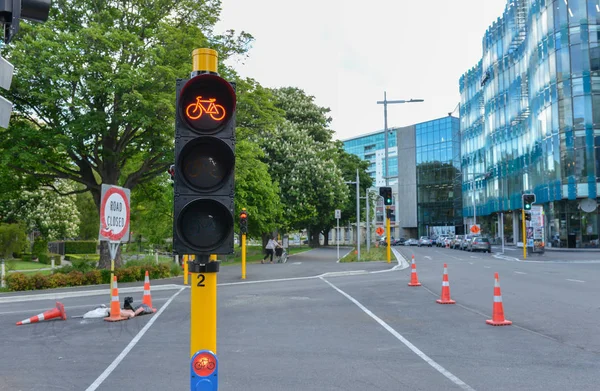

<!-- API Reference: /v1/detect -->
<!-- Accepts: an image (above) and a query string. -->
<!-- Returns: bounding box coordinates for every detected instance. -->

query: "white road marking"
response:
[484,266,491,269]
[0,298,170,316]
[85,287,185,391]
[321,277,476,391]
[514,271,526,275]
[291,262,302,265]
[566,279,585,283]
[0,284,183,304]
[470,256,478,258]
[424,256,432,260]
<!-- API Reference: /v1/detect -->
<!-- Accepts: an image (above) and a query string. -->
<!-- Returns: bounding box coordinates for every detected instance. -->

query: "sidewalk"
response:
[495,243,600,252]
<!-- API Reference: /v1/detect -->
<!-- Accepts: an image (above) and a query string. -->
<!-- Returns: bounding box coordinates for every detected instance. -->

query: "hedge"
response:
[38,253,62,266]
[5,263,172,292]
[64,241,98,254]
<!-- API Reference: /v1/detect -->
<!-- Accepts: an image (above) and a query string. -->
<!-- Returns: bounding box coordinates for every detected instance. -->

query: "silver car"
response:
[467,236,491,253]
[418,236,432,247]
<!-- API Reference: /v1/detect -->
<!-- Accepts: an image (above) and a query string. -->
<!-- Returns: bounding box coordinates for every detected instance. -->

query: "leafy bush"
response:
[100,269,112,284]
[20,253,33,262]
[32,237,48,258]
[48,273,69,288]
[37,253,50,265]
[71,258,95,273]
[170,263,181,277]
[116,265,141,283]
[30,274,50,290]
[64,241,97,254]
[66,254,99,262]
[6,273,32,291]
[84,270,102,285]
[67,271,85,286]
[0,223,28,259]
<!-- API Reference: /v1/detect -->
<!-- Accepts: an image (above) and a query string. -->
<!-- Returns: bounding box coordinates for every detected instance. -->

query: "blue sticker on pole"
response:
[190,350,218,391]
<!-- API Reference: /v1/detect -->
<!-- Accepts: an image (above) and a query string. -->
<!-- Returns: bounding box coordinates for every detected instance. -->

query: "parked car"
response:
[404,238,418,246]
[418,236,433,247]
[436,235,449,247]
[467,236,491,253]
[460,234,477,250]
[452,235,464,249]
[392,238,406,246]
[442,236,454,247]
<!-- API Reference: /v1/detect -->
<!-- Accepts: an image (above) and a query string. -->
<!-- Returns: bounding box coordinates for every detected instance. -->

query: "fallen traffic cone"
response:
[408,255,421,286]
[105,276,127,322]
[436,263,456,304]
[486,272,512,326]
[142,270,157,312]
[16,301,67,326]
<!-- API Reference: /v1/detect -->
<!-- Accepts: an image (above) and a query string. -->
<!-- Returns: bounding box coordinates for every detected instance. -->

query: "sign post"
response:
[335,209,341,259]
[98,184,131,294]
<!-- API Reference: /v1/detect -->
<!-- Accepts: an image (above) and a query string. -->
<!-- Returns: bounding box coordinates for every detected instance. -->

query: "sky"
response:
[214,0,509,141]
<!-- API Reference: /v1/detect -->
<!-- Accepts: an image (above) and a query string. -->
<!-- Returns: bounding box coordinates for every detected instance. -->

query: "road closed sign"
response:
[98,184,131,242]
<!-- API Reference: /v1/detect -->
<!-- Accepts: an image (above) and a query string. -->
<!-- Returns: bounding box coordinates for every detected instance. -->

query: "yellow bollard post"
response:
[522,209,527,260]
[190,254,218,357]
[386,206,391,263]
[241,233,247,280]
[183,254,189,285]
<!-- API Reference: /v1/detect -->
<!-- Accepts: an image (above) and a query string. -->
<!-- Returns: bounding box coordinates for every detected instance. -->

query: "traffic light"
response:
[380,186,393,206]
[0,0,52,44]
[522,194,536,211]
[525,212,531,221]
[239,208,248,235]
[172,68,236,256]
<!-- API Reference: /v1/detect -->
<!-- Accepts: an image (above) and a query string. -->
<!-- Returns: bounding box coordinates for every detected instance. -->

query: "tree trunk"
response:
[97,241,124,269]
[308,227,321,248]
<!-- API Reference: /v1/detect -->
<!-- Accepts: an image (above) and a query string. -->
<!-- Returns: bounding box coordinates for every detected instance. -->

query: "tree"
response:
[76,191,99,240]
[0,181,80,241]
[260,121,348,246]
[0,223,28,259]
[0,0,252,267]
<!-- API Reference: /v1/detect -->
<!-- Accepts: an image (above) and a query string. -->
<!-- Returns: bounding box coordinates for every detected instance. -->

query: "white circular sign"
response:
[100,187,130,241]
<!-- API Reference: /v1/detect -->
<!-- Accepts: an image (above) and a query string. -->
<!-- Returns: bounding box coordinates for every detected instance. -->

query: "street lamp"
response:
[376,92,424,186]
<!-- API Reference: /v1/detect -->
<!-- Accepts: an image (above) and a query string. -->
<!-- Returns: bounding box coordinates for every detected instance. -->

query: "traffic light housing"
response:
[173,71,236,256]
[522,194,535,211]
[380,186,393,206]
[0,0,52,44]
[525,212,531,221]
[239,209,248,235]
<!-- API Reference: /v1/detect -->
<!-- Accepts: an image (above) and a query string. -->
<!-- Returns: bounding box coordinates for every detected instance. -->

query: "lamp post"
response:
[376,92,424,186]
[345,168,360,260]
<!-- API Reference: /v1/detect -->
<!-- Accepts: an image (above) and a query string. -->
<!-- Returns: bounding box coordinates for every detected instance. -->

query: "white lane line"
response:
[320,277,476,391]
[0,284,183,304]
[514,271,526,275]
[424,256,432,260]
[85,287,185,391]
[566,279,585,283]
[0,298,170,316]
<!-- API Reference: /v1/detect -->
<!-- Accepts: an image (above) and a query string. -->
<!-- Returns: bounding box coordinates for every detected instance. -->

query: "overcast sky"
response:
[214,0,508,141]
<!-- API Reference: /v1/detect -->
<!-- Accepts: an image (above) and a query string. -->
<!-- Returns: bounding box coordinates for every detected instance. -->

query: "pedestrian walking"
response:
[262,236,281,264]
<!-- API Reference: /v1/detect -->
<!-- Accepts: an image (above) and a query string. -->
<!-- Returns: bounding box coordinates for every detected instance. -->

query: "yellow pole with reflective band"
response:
[189,48,220,358]
[183,254,189,285]
[386,206,391,263]
[522,209,527,260]
[190,254,218,357]
[241,234,247,279]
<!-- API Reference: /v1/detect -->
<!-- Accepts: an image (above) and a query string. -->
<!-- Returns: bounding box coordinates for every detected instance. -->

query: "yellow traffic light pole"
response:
[522,208,527,260]
[386,206,391,263]
[241,234,247,280]
[188,48,220,358]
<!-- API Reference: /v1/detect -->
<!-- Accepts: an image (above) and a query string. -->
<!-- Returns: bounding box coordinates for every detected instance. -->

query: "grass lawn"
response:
[5,260,50,271]
[339,246,393,262]
[16,269,53,276]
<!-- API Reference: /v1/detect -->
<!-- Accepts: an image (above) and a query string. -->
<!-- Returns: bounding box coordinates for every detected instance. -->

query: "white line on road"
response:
[424,256,432,260]
[514,271,527,275]
[0,297,170,316]
[85,287,185,391]
[320,277,476,391]
[566,279,585,283]
[484,266,491,269]
[0,284,183,304]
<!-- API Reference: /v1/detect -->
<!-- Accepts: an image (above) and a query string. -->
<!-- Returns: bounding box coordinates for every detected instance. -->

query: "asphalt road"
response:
[1,246,599,390]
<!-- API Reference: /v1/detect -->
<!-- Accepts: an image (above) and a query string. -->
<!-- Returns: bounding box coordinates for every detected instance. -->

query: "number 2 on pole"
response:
[197,274,205,287]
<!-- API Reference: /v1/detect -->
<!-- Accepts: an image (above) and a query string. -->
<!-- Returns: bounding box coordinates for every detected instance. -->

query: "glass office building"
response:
[460,0,600,248]
[343,116,462,239]
[416,117,463,236]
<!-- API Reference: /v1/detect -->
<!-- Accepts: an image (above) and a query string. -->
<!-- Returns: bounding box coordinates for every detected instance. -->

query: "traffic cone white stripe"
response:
[493,295,503,302]
[144,289,150,295]
[442,281,449,287]
[111,296,119,301]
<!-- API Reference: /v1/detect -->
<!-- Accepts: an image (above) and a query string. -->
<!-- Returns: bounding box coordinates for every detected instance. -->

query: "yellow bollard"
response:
[190,254,218,356]
[183,254,189,285]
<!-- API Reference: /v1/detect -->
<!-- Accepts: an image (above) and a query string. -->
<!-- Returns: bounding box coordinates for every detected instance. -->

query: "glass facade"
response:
[460,0,600,248]
[343,130,398,181]
[416,117,463,236]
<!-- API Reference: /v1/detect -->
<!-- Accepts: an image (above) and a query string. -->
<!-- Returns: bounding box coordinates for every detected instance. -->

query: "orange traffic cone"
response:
[436,263,456,304]
[486,272,512,326]
[142,270,157,312]
[16,301,67,326]
[408,255,421,287]
[105,276,127,322]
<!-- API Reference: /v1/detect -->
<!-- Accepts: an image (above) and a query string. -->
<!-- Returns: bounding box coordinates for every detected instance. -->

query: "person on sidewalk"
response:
[262,236,281,264]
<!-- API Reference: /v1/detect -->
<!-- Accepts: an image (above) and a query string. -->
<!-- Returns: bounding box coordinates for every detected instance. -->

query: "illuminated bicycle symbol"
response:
[194,358,216,371]
[186,96,226,121]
